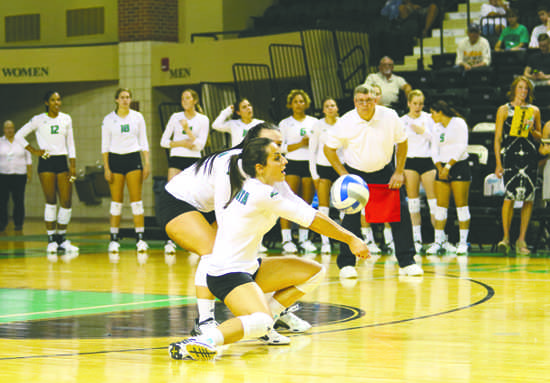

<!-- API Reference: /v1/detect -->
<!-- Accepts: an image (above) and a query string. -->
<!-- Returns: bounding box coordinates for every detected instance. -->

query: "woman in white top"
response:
[212,98,263,147]
[101,88,150,253]
[168,137,369,361]
[15,91,78,254]
[309,97,341,254]
[279,89,318,253]
[160,89,210,254]
[160,89,210,180]
[158,123,311,344]
[427,100,471,255]
[401,90,437,252]
[0,120,32,232]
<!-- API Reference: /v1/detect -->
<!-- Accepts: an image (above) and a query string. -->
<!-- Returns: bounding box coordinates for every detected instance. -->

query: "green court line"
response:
[0,289,194,323]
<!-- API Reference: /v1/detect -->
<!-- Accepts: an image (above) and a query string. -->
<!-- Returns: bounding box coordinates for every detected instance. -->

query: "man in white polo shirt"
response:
[324,85,423,278]
[363,56,412,107]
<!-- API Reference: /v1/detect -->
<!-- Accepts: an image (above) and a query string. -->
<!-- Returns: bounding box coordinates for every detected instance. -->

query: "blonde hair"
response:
[407,89,424,102]
[286,89,311,110]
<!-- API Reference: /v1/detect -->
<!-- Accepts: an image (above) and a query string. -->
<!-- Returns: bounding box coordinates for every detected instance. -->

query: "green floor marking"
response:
[0,289,194,323]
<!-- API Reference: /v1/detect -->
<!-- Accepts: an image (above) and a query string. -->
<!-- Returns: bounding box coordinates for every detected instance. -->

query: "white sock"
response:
[197,299,216,322]
[413,225,422,243]
[57,229,67,236]
[110,227,119,234]
[435,230,445,244]
[268,296,286,320]
[298,228,308,243]
[459,229,469,245]
[281,229,292,243]
[200,327,224,346]
[384,227,393,244]
[363,227,374,242]
[319,207,330,245]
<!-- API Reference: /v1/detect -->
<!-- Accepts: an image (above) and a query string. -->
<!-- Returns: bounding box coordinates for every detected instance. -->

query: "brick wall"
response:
[119,0,178,42]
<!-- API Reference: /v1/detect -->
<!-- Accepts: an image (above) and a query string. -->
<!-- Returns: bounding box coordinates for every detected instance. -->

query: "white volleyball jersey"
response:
[205,178,317,276]
[309,118,344,179]
[432,117,469,163]
[160,111,210,158]
[15,112,76,158]
[279,115,318,161]
[165,148,310,217]
[212,106,263,146]
[401,112,436,159]
[0,137,32,174]
[101,110,149,154]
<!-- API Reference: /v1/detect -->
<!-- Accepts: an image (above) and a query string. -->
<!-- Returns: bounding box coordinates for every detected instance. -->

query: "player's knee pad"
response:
[194,258,208,287]
[238,312,274,339]
[427,198,437,215]
[131,200,144,215]
[456,206,471,222]
[295,265,326,294]
[57,207,72,225]
[110,201,122,216]
[407,198,421,214]
[44,204,57,222]
[435,206,447,221]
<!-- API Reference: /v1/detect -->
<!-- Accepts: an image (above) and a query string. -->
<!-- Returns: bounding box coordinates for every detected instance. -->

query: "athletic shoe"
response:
[258,243,268,252]
[497,240,510,254]
[282,241,298,253]
[386,240,395,254]
[398,263,424,276]
[185,337,218,361]
[339,265,358,279]
[169,338,192,360]
[259,328,291,345]
[59,240,79,254]
[108,241,120,253]
[320,243,332,254]
[414,241,423,254]
[47,241,58,254]
[276,307,311,333]
[426,242,443,255]
[366,241,381,254]
[190,317,219,337]
[299,240,317,253]
[456,243,469,255]
[164,240,176,254]
[165,253,176,266]
[443,241,457,253]
[136,240,149,252]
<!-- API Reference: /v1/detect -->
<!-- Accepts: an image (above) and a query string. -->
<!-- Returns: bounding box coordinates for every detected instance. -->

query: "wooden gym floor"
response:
[0,219,549,383]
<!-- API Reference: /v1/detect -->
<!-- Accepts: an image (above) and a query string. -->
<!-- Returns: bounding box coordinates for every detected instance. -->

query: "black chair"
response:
[534,86,550,106]
[492,50,527,69]
[396,70,432,89]
[469,104,498,126]
[465,67,496,87]
[431,69,465,89]
[431,53,457,70]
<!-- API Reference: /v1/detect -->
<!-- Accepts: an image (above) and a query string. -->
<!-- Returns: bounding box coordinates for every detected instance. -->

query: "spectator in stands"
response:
[455,23,492,71]
[494,9,529,51]
[363,57,412,108]
[529,5,550,48]
[494,76,542,255]
[398,0,440,38]
[426,100,471,255]
[480,0,507,35]
[524,34,550,86]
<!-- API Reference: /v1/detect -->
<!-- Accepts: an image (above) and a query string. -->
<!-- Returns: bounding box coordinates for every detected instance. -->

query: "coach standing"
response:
[0,120,32,232]
[324,85,423,278]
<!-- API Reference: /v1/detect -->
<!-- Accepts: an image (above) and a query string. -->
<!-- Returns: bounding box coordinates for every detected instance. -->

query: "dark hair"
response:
[232,98,251,120]
[194,121,278,175]
[506,8,519,18]
[114,88,132,112]
[43,90,59,112]
[538,33,550,43]
[226,137,273,207]
[286,89,311,110]
[182,89,204,114]
[430,100,463,119]
[507,76,534,103]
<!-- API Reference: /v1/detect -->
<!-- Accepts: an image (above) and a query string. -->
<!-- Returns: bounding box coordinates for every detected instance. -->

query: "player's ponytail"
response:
[195,122,278,175]
[226,137,273,207]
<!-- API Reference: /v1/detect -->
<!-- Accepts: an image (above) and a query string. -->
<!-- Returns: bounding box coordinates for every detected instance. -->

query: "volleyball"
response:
[330,175,370,214]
